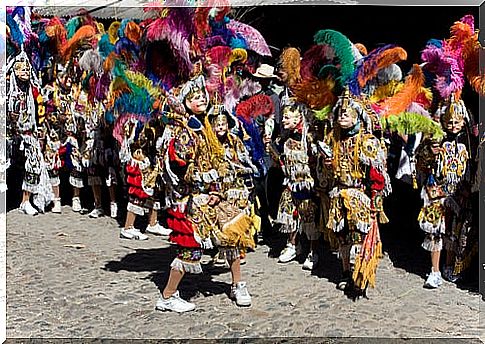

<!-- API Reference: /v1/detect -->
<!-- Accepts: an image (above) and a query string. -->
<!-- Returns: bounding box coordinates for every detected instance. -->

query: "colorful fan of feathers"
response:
[382,112,444,140]
[352,44,407,94]
[60,25,96,62]
[125,71,165,100]
[314,29,355,85]
[379,64,425,118]
[235,94,274,121]
[145,16,193,76]
[292,77,337,110]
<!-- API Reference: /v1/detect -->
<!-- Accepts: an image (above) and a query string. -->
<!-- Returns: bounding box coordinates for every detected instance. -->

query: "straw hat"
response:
[252,64,277,78]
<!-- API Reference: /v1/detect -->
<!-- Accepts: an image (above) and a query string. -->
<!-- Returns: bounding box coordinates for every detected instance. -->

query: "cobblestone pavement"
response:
[5,207,482,341]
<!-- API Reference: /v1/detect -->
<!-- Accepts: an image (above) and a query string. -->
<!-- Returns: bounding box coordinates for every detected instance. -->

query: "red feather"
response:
[235,94,274,121]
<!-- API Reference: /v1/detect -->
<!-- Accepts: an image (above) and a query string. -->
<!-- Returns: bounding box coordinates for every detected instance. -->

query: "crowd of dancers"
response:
[5,4,483,312]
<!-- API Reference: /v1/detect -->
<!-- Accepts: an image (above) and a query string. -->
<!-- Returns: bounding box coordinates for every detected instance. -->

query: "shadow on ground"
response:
[103,247,234,301]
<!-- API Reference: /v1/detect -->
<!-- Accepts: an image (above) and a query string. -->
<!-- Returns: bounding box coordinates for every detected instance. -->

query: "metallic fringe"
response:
[127,202,146,216]
[170,258,203,274]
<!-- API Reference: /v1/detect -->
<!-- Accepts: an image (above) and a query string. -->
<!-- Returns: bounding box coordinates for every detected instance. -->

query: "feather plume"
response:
[78,49,102,74]
[45,17,67,53]
[354,43,368,56]
[118,19,130,39]
[66,17,81,39]
[314,29,355,85]
[382,112,444,140]
[278,47,301,87]
[12,7,32,44]
[98,33,114,58]
[434,53,464,99]
[300,44,335,80]
[380,64,425,118]
[206,45,232,66]
[125,70,165,99]
[115,36,140,60]
[95,71,111,101]
[6,14,24,48]
[145,16,193,76]
[110,76,131,99]
[229,48,248,65]
[292,77,337,110]
[108,21,121,44]
[125,21,142,44]
[60,25,96,62]
[355,45,407,89]
[369,80,402,103]
[235,94,274,121]
[463,34,485,96]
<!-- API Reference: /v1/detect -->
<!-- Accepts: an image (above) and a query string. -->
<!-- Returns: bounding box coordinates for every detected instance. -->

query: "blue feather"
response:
[115,37,139,58]
[66,17,81,39]
[6,14,24,47]
[105,110,115,124]
[118,19,130,39]
[98,33,114,58]
[11,7,25,20]
[229,34,248,49]
[426,39,443,49]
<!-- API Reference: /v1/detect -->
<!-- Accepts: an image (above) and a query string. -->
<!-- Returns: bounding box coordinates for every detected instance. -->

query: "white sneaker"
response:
[278,244,296,263]
[52,198,62,214]
[230,281,252,307]
[110,202,118,218]
[19,201,38,216]
[88,207,104,218]
[302,251,318,270]
[146,222,172,236]
[72,197,82,212]
[120,227,149,240]
[424,271,443,289]
[155,291,196,313]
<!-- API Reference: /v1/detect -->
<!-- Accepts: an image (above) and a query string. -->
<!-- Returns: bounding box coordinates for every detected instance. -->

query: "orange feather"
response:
[61,25,96,62]
[292,77,337,110]
[463,34,485,96]
[380,64,424,118]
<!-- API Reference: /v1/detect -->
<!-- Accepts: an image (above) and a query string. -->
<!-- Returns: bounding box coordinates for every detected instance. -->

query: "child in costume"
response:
[416,97,475,287]
[156,75,253,312]
[322,89,391,299]
[274,101,321,271]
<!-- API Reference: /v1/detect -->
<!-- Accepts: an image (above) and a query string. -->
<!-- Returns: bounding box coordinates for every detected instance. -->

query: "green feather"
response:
[313,105,332,121]
[314,29,355,86]
[66,17,81,40]
[381,112,444,140]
